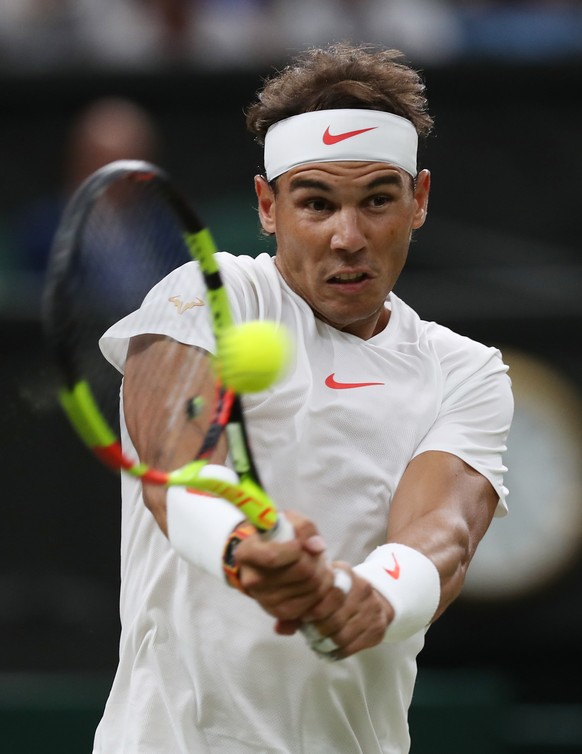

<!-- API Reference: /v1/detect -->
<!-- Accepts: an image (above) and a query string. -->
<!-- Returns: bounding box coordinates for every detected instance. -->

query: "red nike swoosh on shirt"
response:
[384,554,401,580]
[322,126,378,145]
[325,373,385,390]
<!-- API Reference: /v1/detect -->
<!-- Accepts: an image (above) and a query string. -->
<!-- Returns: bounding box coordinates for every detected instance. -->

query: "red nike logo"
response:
[322,126,377,145]
[325,373,384,390]
[384,554,400,580]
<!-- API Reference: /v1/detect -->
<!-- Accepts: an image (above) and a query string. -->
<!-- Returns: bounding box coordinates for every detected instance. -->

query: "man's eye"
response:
[306,199,329,211]
[370,195,391,207]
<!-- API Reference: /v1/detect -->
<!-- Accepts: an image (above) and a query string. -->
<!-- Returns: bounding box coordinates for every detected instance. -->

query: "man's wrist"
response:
[353,543,440,642]
[167,486,246,580]
[222,521,258,590]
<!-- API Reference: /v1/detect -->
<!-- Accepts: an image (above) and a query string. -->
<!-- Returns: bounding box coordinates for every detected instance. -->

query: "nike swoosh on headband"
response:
[325,373,385,390]
[322,126,378,145]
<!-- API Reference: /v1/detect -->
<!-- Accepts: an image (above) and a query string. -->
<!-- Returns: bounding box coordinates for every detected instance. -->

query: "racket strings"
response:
[51,175,201,434]
[145,341,222,467]
[47,166,234,479]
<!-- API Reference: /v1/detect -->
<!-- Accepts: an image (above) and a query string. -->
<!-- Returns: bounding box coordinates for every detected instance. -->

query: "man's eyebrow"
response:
[365,174,405,190]
[288,173,405,193]
[288,177,331,192]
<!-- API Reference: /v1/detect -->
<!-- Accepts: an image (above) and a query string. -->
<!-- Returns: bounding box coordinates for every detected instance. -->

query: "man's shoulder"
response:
[391,294,504,372]
[217,251,275,274]
[217,252,284,320]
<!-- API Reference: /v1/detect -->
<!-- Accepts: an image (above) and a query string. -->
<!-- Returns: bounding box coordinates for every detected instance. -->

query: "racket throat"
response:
[226,423,255,479]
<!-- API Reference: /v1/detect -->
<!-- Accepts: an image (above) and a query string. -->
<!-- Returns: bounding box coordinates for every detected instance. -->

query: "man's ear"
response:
[412,169,431,230]
[254,175,276,234]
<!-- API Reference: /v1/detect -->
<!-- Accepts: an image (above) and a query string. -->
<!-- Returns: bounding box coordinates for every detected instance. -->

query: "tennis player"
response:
[94,43,513,753]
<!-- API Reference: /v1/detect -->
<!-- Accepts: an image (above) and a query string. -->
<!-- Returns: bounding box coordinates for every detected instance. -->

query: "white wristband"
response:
[353,543,440,643]
[166,465,245,580]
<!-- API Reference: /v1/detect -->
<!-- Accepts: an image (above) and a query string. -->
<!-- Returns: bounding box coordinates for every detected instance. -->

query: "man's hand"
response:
[299,565,395,659]
[235,511,341,622]
[234,512,396,659]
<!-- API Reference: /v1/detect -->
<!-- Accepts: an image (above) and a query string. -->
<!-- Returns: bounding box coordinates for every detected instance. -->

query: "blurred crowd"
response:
[1,0,580,295]
[0,0,581,71]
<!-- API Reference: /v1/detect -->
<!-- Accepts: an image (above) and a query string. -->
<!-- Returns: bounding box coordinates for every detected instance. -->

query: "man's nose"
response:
[330,208,366,253]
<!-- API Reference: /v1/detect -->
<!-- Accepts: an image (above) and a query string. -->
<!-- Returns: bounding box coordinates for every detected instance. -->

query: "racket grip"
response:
[300,568,352,657]
[257,510,355,658]
[261,513,295,543]
[261,514,353,658]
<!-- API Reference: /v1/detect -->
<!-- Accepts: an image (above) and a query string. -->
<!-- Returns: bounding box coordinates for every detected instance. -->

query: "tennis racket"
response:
[43,159,349,656]
[42,159,292,541]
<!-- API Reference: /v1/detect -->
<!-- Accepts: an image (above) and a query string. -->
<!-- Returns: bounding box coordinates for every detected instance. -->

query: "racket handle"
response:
[206,471,352,657]
[302,568,353,658]
[261,516,353,599]
[262,515,353,658]
[261,513,295,543]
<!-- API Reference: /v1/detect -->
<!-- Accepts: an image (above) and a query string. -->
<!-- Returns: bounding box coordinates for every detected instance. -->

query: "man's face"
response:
[255,161,430,340]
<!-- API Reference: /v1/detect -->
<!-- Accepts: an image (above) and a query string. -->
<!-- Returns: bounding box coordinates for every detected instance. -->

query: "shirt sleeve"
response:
[99,260,216,374]
[413,331,514,516]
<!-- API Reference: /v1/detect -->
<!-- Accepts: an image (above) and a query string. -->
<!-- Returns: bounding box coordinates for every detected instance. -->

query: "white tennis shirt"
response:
[95,252,513,754]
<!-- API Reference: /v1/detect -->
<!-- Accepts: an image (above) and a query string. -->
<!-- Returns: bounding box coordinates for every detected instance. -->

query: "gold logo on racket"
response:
[169,295,205,314]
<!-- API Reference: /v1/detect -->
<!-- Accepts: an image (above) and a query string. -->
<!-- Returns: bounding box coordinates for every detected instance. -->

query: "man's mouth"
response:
[328,271,369,284]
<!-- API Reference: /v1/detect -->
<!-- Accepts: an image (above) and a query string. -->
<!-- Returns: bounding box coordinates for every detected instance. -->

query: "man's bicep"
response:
[388,450,498,543]
[123,334,211,467]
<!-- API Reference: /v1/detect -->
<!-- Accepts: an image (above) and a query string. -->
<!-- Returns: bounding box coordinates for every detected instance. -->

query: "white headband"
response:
[264,109,418,181]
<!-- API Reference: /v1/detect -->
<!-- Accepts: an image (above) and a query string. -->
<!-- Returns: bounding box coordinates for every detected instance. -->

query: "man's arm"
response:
[123,333,220,535]
[123,333,334,604]
[236,449,498,657]
[384,450,498,621]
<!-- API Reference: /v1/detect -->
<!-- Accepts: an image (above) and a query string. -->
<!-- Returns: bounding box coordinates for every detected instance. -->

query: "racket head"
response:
[44,160,213,386]
[42,159,278,531]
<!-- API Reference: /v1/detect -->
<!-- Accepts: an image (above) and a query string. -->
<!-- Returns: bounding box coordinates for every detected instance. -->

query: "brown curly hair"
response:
[245,43,434,145]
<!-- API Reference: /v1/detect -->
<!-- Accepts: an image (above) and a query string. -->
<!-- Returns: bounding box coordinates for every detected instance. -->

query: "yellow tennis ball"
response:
[215,321,292,393]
